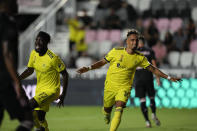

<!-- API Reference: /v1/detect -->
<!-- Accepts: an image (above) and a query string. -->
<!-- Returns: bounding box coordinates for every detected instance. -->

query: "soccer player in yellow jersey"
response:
[19,31,69,131]
[77,29,181,131]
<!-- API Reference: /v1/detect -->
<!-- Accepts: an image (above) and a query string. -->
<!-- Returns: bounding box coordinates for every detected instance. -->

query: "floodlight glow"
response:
[181,79,190,89]
[162,79,170,89]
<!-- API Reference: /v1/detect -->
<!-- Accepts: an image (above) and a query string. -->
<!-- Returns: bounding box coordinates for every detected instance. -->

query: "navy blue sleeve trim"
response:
[104,57,110,63]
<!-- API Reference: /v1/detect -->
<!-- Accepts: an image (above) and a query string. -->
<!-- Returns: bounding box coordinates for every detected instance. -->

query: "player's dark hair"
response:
[138,35,145,44]
[126,29,140,38]
[37,31,51,44]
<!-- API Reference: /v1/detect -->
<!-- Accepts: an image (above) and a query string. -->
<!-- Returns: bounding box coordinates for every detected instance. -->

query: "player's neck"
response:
[126,48,135,54]
[39,48,48,56]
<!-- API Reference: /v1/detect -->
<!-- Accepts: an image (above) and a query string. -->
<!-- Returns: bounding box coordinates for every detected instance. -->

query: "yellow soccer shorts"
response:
[34,89,60,112]
[103,88,130,108]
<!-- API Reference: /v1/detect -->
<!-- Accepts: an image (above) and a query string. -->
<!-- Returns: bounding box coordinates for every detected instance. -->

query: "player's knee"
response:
[37,110,46,122]
[140,98,146,103]
[104,107,113,113]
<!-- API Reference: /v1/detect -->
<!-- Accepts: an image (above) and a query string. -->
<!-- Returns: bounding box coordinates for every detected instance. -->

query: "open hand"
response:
[57,94,65,108]
[76,67,89,74]
[170,77,182,82]
[14,82,28,107]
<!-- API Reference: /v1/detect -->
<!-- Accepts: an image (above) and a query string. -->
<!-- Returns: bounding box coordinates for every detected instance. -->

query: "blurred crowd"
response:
[57,0,197,68]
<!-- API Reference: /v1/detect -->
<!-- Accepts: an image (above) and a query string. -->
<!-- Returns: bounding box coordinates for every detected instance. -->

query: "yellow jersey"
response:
[68,19,80,41]
[104,47,150,91]
[27,49,65,92]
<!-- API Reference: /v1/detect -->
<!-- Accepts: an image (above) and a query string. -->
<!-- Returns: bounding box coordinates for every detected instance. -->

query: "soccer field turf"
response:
[1,106,197,131]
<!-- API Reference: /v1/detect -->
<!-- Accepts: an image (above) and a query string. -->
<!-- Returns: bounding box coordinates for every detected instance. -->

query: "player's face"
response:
[35,36,47,53]
[126,34,138,50]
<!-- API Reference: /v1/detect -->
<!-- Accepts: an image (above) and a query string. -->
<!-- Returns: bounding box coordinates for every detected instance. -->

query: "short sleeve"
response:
[104,48,115,62]
[53,56,66,72]
[139,56,151,69]
[27,51,35,68]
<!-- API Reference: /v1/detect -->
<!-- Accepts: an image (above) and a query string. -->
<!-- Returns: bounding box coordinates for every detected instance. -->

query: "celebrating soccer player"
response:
[19,31,69,130]
[77,29,181,131]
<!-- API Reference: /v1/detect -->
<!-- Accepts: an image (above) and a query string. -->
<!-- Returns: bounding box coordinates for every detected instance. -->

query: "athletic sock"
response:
[110,107,123,131]
[140,101,149,121]
[150,98,156,114]
[40,119,49,131]
[33,110,41,128]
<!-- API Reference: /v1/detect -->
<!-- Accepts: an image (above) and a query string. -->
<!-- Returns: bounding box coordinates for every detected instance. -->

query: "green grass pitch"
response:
[1,106,197,131]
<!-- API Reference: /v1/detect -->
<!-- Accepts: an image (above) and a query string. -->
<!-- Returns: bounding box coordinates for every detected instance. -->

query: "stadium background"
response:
[3,0,197,130]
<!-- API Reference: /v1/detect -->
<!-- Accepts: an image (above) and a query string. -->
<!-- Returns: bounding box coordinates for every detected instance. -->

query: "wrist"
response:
[88,65,92,70]
[167,76,171,80]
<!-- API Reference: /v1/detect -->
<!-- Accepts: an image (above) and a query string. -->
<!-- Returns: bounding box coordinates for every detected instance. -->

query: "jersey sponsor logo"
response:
[117,63,127,69]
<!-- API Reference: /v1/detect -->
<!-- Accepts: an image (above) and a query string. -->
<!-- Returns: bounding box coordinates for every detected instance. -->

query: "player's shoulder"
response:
[46,49,57,59]
[31,50,37,55]
[134,50,144,56]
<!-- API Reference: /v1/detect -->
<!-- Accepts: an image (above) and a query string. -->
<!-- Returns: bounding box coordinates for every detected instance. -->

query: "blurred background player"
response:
[77,29,181,131]
[0,0,33,130]
[19,31,69,131]
[133,35,161,127]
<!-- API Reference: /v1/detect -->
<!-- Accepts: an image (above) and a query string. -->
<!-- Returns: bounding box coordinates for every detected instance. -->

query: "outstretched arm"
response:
[57,69,69,107]
[76,58,107,74]
[151,59,161,86]
[146,65,182,82]
[19,67,34,80]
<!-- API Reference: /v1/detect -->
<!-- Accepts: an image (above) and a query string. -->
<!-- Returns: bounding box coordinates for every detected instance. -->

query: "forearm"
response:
[151,59,160,79]
[147,65,168,79]
[89,59,107,70]
[153,68,168,79]
[62,72,69,96]
[19,68,34,80]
